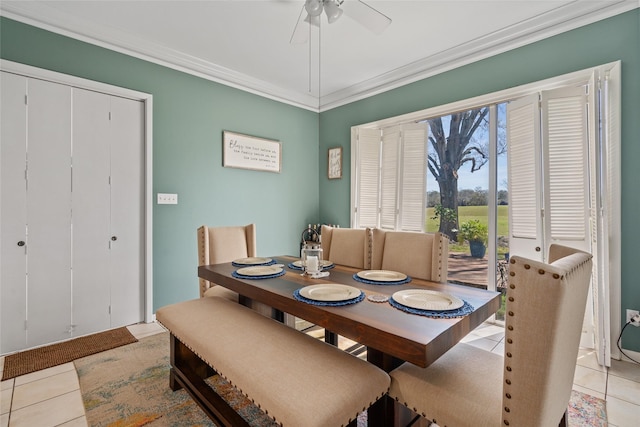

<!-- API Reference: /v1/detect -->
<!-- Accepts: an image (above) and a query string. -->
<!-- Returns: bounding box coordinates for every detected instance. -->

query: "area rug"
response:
[75,332,607,427]
[568,389,608,426]
[75,332,277,427]
[2,327,137,381]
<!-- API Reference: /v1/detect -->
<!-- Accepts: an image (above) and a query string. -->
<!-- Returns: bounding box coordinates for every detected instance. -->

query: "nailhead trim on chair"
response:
[365,228,373,270]
[503,257,571,426]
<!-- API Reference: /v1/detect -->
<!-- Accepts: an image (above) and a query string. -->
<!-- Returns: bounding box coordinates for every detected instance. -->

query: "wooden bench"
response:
[156,296,390,427]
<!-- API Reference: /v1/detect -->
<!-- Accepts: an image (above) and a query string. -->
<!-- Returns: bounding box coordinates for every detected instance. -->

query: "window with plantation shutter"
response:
[353,127,381,228]
[399,123,428,231]
[351,62,619,369]
[506,94,543,260]
[380,126,400,229]
[542,86,589,244]
[351,123,427,230]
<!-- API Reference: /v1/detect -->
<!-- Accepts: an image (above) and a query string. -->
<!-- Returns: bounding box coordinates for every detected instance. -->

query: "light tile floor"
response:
[1,322,639,427]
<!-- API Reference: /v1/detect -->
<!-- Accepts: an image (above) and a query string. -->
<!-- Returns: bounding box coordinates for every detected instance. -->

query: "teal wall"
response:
[319,9,640,351]
[1,17,319,311]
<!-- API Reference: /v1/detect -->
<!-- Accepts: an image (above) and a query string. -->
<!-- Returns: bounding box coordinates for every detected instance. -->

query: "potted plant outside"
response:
[458,219,488,258]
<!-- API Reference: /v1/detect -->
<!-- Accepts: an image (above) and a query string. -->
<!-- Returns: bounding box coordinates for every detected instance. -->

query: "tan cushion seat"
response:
[156,297,390,427]
[390,343,502,426]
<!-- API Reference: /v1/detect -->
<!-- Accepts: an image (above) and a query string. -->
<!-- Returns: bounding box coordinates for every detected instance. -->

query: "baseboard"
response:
[619,347,640,363]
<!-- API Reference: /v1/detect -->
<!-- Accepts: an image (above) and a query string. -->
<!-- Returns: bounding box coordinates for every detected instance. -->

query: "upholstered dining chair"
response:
[371,229,449,282]
[320,225,372,269]
[389,244,593,427]
[197,224,257,301]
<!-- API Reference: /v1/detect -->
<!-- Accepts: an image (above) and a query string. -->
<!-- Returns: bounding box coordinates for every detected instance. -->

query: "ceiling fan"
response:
[290,0,392,44]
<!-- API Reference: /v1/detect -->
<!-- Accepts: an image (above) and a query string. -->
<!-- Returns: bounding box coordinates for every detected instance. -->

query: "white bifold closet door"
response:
[72,89,144,336]
[28,78,74,347]
[0,73,144,354]
[72,88,113,336]
[1,73,74,350]
[106,95,145,328]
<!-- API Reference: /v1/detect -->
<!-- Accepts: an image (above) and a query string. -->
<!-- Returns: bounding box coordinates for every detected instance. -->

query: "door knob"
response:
[111,236,118,241]
[17,241,25,247]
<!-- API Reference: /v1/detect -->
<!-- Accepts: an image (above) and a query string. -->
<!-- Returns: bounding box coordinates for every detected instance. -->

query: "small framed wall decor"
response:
[328,146,342,179]
[223,131,281,173]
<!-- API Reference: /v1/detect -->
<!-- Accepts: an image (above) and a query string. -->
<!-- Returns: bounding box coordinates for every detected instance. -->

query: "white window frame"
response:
[350,61,621,362]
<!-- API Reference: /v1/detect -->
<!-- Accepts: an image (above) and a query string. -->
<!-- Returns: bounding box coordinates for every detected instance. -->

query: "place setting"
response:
[293,283,365,307]
[287,259,335,272]
[388,289,474,318]
[231,257,277,267]
[352,269,412,285]
[231,257,286,280]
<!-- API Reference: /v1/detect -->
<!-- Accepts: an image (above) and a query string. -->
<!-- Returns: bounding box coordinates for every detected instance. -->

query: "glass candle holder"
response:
[301,246,323,275]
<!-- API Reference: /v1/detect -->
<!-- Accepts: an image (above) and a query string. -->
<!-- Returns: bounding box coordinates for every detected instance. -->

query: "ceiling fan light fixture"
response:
[324,0,343,24]
[305,0,323,17]
[304,14,321,27]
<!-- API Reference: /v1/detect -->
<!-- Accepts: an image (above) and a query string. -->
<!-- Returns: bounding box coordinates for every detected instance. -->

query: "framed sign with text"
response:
[223,131,281,173]
[328,146,342,179]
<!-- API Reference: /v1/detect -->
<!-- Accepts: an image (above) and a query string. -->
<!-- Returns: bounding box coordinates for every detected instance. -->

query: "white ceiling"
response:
[1,1,636,111]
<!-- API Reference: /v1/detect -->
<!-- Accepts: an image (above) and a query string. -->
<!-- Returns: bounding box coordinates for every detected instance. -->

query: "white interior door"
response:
[1,72,28,353]
[26,78,73,347]
[109,96,144,327]
[72,88,112,336]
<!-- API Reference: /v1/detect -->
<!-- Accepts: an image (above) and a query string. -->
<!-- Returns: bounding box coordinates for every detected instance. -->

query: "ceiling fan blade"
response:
[341,0,392,35]
[290,5,309,44]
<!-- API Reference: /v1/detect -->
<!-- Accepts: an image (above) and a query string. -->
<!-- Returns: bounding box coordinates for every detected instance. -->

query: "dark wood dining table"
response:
[198,256,501,427]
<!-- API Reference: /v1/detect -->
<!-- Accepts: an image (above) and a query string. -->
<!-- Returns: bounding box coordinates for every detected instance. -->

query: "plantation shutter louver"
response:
[380,126,400,229]
[542,86,589,244]
[399,123,428,231]
[506,94,544,260]
[354,127,381,228]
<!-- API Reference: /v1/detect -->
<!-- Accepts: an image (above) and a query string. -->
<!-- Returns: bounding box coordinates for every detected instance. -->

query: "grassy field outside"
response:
[426,205,509,255]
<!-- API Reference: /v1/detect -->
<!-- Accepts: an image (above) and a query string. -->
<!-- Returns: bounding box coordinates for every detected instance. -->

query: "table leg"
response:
[366,347,405,427]
[325,330,338,346]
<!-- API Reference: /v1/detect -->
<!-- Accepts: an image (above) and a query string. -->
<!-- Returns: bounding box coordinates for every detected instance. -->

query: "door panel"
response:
[72,88,112,336]
[26,78,73,347]
[1,72,28,353]
[109,96,145,327]
[507,94,543,261]
[542,87,590,251]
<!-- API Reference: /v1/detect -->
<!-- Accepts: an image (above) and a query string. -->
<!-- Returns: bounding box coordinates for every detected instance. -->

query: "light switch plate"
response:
[157,193,178,204]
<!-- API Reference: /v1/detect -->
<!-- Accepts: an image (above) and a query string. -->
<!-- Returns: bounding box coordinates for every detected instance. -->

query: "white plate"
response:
[392,289,464,311]
[299,284,362,302]
[235,266,283,276]
[292,260,334,268]
[357,270,407,282]
[233,257,273,265]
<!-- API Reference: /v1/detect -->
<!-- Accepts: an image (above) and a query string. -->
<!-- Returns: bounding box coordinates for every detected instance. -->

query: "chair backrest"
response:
[197,224,256,297]
[371,229,449,283]
[502,244,592,426]
[320,225,371,269]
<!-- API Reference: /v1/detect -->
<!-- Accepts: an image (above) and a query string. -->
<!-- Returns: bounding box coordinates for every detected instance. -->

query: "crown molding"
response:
[0,2,320,112]
[319,0,639,111]
[1,1,637,113]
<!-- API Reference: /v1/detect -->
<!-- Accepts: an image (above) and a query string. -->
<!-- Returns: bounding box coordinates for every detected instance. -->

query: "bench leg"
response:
[169,368,182,391]
[168,333,250,427]
[170,333,214,381]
